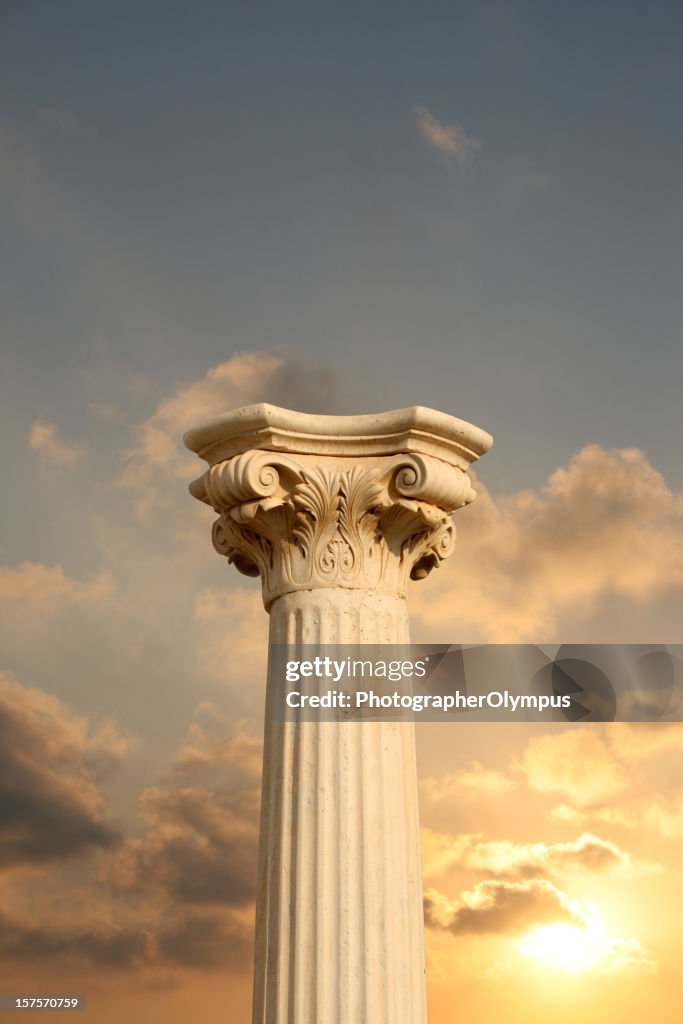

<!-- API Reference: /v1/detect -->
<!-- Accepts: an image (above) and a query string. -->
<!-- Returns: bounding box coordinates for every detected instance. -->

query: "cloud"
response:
[0,672,127,869]
[0,910,149,969]
[412,445,683,641]
[421,828,477,880]
[172,703,262,780]
[549,804,638,829]
[552,792,683,838]
[461,832,638,877]
[0,694,257,975]
[0,905,251,973]
[420,762,518,805]
[421,827,641,881]
[522,724,683,809]
[119,350,340,512]
[191,588,266,706]
[607,722,683,759]
[0,562,114,613]
[644,797,683,838]
[522,728,628,807]
[29,420,84,469]
[425,879,583,936]
[155,912,252,970]
[108,785,259,908]
[588,936,657,976]
[427,877,656,977]
[107,712,261,912]
[412,105,481,165]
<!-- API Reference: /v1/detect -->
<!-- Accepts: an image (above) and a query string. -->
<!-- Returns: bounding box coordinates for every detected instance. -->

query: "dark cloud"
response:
[107,709,262,910]
[425,879,583,936]
[0,906,252,973]
[170,705,262,782]
[108,786,259,908]
[0,673,122,868]
[0,910,149,969]
[156,913,252,970]
[0,687,258,976]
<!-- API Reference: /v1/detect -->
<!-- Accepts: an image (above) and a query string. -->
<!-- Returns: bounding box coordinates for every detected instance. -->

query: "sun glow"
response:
[518,919,608,974]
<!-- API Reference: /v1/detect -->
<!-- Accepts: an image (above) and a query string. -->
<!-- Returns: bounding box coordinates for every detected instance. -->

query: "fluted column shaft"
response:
[254,590,423,1024]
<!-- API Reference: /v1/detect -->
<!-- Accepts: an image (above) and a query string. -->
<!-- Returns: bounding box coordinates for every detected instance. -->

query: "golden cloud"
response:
[424,879,584,935]
[551,793,683,839]
[29,420,84,469]
[412,105,481,165]
[421,827,644,881]
[0,563,115,613]
[411,445,683,641]
[420,762,518,807]
[461,832,643,877]
[172,703,262,781]
[191,587,267,708]
[119,350,338,513]
[522,724,683,810]
[522,728,628,806]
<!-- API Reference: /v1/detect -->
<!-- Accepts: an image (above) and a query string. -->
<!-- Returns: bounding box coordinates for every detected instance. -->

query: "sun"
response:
[517,920,607,974]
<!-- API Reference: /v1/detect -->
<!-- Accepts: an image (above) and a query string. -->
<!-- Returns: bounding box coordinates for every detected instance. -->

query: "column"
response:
[185,405,492,1024]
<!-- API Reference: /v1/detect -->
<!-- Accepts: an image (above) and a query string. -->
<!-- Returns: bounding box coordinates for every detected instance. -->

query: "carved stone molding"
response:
[190,446,482,608]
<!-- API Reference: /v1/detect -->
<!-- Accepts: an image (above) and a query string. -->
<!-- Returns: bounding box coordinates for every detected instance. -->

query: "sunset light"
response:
[518,919,608,974]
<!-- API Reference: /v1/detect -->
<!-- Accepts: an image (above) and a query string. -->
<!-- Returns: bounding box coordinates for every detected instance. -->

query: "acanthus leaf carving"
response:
[291,466,340,579]
[202,449,470,608]
[212,516,268,579]
[338,465,384,576]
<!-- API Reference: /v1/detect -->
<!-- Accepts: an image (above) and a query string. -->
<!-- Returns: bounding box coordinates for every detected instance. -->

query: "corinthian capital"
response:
[185,405,492,609]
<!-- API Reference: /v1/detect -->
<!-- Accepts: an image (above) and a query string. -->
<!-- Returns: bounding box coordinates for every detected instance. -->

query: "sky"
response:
[1,2,682,1021]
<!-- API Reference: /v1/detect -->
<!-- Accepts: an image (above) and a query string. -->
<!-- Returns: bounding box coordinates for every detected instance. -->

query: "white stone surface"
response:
[186,404,492,1023]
